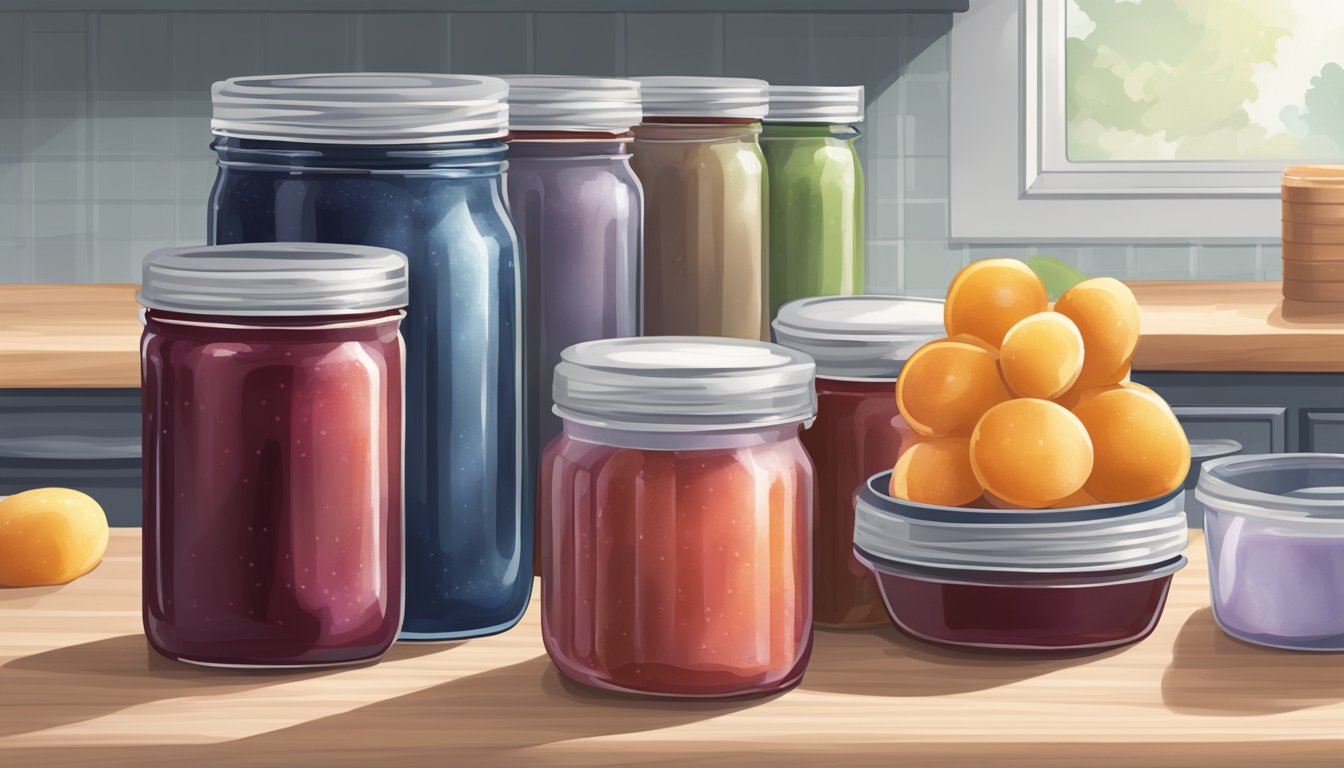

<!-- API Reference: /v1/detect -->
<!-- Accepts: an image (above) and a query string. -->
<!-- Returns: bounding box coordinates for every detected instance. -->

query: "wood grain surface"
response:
[1130,280,1344,372]
[4,281,1344,386]
[1,530,1342,767]
[0,284,141,388]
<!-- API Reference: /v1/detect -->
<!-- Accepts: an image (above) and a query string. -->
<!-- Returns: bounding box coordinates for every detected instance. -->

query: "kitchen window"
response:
[950,0,1344,241]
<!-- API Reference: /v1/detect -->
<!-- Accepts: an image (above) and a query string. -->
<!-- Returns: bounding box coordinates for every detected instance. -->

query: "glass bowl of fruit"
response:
[853,260,1194,650]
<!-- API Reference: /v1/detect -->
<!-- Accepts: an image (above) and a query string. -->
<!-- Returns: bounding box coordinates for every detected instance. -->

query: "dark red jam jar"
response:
[853,471,1188,651]
[139,243,408,667]
[772,296,943,628]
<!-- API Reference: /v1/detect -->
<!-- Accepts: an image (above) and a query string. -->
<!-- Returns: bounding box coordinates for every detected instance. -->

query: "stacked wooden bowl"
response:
[1282,165,1344,307]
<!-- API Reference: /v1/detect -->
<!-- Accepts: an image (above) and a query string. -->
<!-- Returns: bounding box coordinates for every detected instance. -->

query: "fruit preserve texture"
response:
[803,378,918,627]
[540,431,813,697]
[141,311,403,666]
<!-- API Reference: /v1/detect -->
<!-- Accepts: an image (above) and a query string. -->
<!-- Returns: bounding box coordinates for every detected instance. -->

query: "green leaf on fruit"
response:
[1027,256,1089,301]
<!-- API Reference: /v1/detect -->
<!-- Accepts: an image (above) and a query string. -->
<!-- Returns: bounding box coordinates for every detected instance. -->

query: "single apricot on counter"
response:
[896,339,1012,437]
[1073,388,1191,503]
[999,311,1085,399]
[0,488,109,587]
[889,438,983,507]
[1053,277,1141,389]
[943,259,1048,349]
[970,399,1095,509]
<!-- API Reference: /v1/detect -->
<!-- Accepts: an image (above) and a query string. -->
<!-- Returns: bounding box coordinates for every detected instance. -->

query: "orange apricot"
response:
[1072,387,1191,503]
[943,259,1048,348]
[999,311,1085,399]
[889,438,983,507]
[969,399,1094,508]
[1053,278,1140,388]
[896,339,1012,437]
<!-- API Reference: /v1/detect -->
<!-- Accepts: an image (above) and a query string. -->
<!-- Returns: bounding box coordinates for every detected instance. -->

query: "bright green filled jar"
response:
[762,85,865,319]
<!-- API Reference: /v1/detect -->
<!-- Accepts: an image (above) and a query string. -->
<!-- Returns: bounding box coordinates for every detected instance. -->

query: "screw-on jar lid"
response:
[854,471,1189,573]
[635,76,769,120]
[553,337,816,432]
[772,295,945,379]
[766,85,864,124]
[139,243,409,316]
[211,73,508,145]
[498,74,641,133]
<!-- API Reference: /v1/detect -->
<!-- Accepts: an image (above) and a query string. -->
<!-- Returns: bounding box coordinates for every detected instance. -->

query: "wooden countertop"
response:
[1131,281,1344,373]
[2,530,1343,767]
[3,281,1344,386]
[0,284,141,388]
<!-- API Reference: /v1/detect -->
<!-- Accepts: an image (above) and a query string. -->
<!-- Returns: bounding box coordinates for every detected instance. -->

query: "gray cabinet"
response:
[1303,411,1344,453]
[0,390,141,526]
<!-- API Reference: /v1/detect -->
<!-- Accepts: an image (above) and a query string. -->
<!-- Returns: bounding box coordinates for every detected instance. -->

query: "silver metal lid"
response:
[854,471,1189,573]
[211,73,509,145]
[772,295,945,379]
[139,243,409,316]
[766,85,865,124]
[553,337,817,432]
[498,74,641,132]
[635,76,769,120]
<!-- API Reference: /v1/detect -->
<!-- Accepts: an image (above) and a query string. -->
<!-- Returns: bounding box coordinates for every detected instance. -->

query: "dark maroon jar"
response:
[773,295,943,628]
[139,243,407,667]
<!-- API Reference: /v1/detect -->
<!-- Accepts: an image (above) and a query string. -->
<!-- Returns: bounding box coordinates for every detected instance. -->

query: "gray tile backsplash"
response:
[0,10,1275,291]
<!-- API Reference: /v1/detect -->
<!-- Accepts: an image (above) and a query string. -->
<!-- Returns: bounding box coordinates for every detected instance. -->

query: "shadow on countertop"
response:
[1162,607,1344,715]
[798,624,1123,697]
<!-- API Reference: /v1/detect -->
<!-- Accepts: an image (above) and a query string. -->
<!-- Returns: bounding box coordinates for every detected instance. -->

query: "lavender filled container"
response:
[1198,453,1344,651]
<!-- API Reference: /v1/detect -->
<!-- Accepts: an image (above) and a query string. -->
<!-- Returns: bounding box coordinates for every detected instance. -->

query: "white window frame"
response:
[950,0,1281,242]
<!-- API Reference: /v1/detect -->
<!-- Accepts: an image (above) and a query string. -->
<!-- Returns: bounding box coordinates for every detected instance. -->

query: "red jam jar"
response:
[854,471,1188,651]
[772,295,943,627]
[139,243,408,667]
[540,337,817,697]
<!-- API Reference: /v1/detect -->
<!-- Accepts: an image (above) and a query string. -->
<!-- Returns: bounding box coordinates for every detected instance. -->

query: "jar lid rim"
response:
[139,243,410,315]
[553,337,817,431]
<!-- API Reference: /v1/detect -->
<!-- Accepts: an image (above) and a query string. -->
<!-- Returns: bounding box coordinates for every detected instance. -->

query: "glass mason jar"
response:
[139,243,407,667]
[761,86,865,319]
[540,338,817,698]
[631,77,769,340]
[208,74,527,641]
[500,75,644,572]
[773,296,944,628]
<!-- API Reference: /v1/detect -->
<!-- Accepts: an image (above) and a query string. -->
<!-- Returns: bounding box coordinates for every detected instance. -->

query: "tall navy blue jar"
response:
[207,73,529,640]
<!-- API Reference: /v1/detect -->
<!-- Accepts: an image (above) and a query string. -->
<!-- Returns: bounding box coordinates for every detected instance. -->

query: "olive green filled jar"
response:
[632,77,770,341]
[762,85,865,319]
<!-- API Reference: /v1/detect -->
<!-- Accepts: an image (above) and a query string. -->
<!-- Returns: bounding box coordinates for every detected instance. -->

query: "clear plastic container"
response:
[632,77,770,340]
[762,86,865,317]
[539,337,816,697]
[139,243,407,667]
[772,295,943,628]
[854,471,1188,650]
[1198,453,1344,650]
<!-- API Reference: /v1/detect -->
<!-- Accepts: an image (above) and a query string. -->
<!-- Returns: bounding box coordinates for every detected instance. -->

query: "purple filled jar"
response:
[1199,453,1344,651]
[500,75,643,566]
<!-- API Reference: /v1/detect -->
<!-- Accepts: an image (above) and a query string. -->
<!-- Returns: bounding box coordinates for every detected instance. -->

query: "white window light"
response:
[949,0,1316,242]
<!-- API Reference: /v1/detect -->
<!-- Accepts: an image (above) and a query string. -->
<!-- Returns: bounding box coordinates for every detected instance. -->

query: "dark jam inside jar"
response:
[865,555,1179,650]
[803,377,918,628]
[142,309,404,666]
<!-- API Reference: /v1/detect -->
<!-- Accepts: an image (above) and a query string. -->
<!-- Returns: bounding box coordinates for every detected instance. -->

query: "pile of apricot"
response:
[891,259,1191,509]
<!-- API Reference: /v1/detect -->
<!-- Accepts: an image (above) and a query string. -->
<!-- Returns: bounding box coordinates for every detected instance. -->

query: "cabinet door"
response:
[1172,406,1286,455]
[0,390,141,526]
[1171,406,1285,527]
[1304,411,1344,453]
